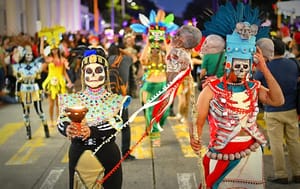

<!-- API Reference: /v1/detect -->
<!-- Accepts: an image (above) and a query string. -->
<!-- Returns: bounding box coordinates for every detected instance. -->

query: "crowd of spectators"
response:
[1,25,300,106]
[0,29,145,105]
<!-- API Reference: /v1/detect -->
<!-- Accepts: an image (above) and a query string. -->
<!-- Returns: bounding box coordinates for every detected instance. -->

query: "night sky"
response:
[152,0,192,17]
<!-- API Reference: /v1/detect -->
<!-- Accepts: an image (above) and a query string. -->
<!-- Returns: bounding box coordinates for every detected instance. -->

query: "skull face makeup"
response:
[81,49,109,90]
[149,28,165,43]
[232,58,250,80]
[24,45,33,62]
[84,63,105,89]
[25,52,33,62]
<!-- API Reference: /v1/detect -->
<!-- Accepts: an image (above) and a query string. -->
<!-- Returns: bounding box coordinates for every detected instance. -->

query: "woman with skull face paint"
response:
[189,3,285,188]
[12,45,50,139]
[57,47,131,189]
[191,31,284,189]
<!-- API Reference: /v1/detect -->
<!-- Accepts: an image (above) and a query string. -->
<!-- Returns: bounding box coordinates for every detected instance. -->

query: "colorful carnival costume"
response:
[39,26,72,126]
[140,79,169,145]
[12,46,49,139]
[139,39,170,144]
[202,79,266,188]
[189,2,284,189]
[57,48,131,189]
[42,60,67,99]
[131,9,179,146]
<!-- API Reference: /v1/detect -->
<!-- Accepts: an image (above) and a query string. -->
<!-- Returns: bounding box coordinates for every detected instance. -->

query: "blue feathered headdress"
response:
[202,2,270,77]
[130,9,179,35]
[202,2,269,40]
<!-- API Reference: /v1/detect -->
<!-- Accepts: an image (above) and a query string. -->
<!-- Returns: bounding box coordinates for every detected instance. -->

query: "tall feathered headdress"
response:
[202,2,270,76]
[202,2,269,40]
[130,9,179,46]
[130,9,178,34]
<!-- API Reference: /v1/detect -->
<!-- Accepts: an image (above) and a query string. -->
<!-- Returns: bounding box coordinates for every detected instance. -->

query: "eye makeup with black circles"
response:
[234,64,240,69]
[243,65,249,69]
[234,64,249,69]
[95,66,103,73]
[85,67,93,74]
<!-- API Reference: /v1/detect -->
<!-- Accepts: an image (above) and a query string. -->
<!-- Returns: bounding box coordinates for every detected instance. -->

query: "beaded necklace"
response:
[210,78,257,115]
[224,81,256,115]
[61,86,125,126]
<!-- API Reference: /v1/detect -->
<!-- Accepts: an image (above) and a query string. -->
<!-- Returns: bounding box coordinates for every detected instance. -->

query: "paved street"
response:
[0,91,300,189]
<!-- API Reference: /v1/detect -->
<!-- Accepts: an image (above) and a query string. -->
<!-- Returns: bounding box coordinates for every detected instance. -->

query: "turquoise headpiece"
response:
[201,2,270,77]
[224,22,257,75]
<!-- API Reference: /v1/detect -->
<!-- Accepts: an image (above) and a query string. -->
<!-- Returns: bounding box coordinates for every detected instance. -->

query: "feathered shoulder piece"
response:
[130,9,179,35]
[202,2,269,40]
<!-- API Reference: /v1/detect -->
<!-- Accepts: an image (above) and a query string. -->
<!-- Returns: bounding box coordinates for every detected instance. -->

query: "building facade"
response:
[0,0,85,36]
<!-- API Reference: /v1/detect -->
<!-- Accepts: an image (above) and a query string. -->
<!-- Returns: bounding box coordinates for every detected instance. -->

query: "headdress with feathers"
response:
[202,2,269,40]
[130,9,179,46]
[201,2,270,77]
[130,9,179,35]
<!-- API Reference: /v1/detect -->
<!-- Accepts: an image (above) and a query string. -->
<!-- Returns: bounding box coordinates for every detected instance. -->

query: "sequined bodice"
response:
[147,62,166,72]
